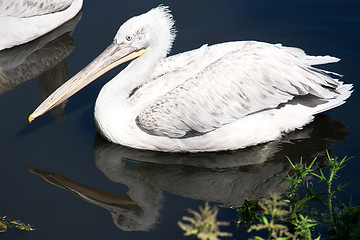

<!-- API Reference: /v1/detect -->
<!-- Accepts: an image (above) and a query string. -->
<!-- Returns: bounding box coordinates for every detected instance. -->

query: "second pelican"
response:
[29,6,353,152]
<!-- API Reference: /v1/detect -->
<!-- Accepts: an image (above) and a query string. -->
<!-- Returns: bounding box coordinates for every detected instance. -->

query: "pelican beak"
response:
[28,42,146,122]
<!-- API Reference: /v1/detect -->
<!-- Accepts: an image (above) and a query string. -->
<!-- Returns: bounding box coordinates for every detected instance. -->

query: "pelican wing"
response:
[151,44,210,81]
[0,0,73,18]
[137,41,341,138]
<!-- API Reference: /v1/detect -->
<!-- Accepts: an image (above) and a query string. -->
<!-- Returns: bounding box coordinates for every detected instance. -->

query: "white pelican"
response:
[29,6,353,152]
[0,0,83,50]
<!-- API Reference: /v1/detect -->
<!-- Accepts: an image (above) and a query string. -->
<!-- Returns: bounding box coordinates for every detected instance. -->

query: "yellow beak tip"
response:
[28,114,34,123]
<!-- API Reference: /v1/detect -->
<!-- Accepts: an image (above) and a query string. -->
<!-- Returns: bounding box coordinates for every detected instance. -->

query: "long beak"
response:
[28,42,146,122]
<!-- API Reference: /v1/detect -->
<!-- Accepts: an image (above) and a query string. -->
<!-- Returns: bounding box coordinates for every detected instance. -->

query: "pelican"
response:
[29,6,353,152]
[0,0,83,50]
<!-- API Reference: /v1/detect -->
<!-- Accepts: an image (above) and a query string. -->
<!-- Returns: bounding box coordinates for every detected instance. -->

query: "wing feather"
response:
[0,0,73,18]
[137,41,341,138]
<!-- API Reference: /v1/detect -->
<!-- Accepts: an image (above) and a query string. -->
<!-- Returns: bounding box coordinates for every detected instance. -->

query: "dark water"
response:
[1,1,359,239]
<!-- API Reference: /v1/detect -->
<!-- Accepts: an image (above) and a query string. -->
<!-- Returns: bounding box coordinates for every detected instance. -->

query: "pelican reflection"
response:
[29,115,347,231]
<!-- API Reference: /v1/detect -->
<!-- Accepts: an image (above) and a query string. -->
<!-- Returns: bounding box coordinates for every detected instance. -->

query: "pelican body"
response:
[29,6,353,152]
[0,0,83,50]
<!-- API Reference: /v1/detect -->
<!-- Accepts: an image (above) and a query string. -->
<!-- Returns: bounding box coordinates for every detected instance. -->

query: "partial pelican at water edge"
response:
[0,0,83,50]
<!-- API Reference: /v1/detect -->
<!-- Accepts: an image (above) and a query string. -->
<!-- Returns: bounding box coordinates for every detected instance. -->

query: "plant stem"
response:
[328,162,335,223]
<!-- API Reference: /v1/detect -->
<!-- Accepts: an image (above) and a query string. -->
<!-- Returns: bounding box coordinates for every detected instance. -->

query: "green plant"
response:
[312,151,351,222]
[233,198,262,225]
[0,216,35,232]
[183,152,358,239]
[312,151,359,239]
[292,214,318,240]
[285,157,316,195]
[330,202,360,239]
[178,202,232,240]
[247,193,294,240]
[248,152,359,239]
[282,157,323,219]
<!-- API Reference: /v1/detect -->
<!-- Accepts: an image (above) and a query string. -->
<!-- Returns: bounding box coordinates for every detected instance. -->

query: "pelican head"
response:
[114,5,176,57]
[28,5,176,122]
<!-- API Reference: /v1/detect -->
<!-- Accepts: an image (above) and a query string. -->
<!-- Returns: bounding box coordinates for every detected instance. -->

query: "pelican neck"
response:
[99,45,167,102]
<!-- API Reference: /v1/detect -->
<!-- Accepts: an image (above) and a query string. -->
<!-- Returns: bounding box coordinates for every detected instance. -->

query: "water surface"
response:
[1,1,359,239]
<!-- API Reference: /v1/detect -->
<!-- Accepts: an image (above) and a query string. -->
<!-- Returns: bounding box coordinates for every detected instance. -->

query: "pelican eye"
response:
[126,35,133,41]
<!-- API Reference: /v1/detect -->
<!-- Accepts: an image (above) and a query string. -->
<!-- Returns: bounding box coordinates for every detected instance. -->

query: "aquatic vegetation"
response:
[312,152,351,222]
[291,214,318,240]
[247,193,294,240]
[330,201,360,239]
[312,152,360,239]
[234,152,359,239]
[0,216,35,232]
[282,157,323,219]
[179,152,359,239]
[234,198,263,224]
[177,202,232,240]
